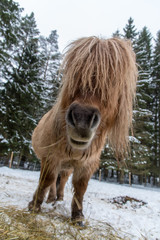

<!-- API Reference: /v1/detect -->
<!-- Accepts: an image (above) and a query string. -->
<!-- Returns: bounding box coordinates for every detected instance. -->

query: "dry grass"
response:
[0,206,132,240]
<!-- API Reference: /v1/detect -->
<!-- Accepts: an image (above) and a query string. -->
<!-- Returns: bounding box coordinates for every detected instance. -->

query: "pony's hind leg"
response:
[28,158,58,212]
[56,169,73,201]
[46,180,57,204]
[46,169,72,203]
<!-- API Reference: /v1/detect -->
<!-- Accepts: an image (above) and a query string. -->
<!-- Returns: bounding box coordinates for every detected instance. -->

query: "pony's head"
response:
[58,37,137,155]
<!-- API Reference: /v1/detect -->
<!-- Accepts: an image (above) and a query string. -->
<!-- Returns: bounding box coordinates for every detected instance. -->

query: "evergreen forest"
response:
[0,0,160,186]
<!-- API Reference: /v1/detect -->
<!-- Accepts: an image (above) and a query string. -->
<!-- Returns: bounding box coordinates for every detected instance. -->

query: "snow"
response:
[0,166,160,240]
[129,136,141,144]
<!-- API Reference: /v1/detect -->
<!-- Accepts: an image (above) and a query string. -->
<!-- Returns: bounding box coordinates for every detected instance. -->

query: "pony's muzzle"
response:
[66,103,101,149]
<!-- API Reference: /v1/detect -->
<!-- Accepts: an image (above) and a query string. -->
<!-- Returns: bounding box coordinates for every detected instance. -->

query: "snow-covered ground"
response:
[0,166,160,240]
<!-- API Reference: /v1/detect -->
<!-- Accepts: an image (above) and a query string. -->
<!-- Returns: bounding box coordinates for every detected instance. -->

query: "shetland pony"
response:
[29,37,137,224]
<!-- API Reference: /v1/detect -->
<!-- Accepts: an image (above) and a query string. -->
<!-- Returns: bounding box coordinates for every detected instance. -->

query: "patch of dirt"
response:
[108,196,147,209]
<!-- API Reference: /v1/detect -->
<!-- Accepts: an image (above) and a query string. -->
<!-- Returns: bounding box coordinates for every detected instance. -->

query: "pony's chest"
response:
[60,151,89,170]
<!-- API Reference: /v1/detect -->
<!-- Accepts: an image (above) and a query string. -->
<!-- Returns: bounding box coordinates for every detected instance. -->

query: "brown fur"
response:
[28,37,137,222]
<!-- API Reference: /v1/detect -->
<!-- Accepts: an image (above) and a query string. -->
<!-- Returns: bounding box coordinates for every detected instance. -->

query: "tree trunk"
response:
[139,174,143,185]
[18,150,23,168]
[129,172,132,186]
[120,170,124,184]
[104,169,108,180]
[111,169,114,178]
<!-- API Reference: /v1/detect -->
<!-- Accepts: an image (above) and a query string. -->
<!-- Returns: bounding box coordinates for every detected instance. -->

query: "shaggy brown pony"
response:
[28,36,137,224]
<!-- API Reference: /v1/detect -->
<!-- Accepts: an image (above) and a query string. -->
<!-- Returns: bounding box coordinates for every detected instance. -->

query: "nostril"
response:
[67,109,76,127]
[90,112,100,129]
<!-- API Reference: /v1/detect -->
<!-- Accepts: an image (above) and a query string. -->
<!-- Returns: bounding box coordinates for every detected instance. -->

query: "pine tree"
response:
[123,17,138,44]
[0,0,22,156]
[112,29,121,38]
[127,27,153,180]
[0,1,61,163]
[0,0,22,56]
[0,12,43,160]
[39,30,61,113]
[152,30,160,179]
[101,21,154,184]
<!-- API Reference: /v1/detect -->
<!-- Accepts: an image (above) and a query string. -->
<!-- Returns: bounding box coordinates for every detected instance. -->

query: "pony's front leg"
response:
[28,158,58,212]
[71,168,92,224]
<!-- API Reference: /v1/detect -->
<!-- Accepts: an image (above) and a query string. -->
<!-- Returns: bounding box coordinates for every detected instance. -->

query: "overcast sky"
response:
[17,0,160,52]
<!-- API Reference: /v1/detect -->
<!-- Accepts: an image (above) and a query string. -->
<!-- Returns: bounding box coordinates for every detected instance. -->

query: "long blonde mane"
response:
[56,37,138,157]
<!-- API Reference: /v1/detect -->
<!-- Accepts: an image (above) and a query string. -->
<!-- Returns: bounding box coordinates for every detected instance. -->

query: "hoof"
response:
[46,198,56,204]
[71,210,84,227]
[56,196,63,201]
[28,201,41,213]
[52,199,63,206]
[72,210,84,219]
[75,221,85,228]
[51,197,63,206]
